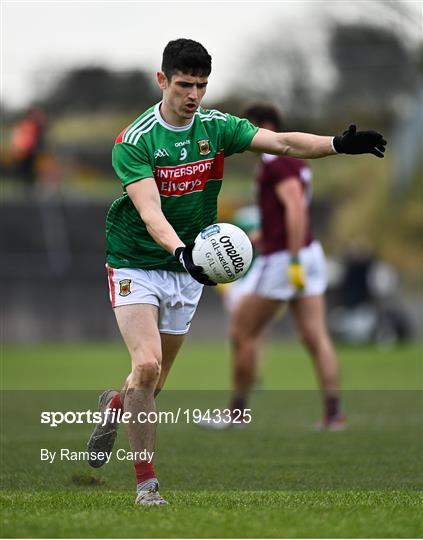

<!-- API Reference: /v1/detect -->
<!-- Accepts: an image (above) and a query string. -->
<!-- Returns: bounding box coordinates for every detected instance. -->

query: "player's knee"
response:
[230,320,248,347]
[299,326,319,348]
[130,360,161,389]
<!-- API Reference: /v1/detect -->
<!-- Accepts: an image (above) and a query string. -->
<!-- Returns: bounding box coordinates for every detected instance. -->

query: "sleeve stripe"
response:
[200,116,227,123]
[123,112,156,143]
[132,120,158,145]
[198,112,227,122]
[126,117,158,145]
[197,109,227,121]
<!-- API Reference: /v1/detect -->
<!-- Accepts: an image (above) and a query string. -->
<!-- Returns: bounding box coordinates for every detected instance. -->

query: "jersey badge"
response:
[154,148,170,159]
[118,279,132,297]
[197,139,211,155]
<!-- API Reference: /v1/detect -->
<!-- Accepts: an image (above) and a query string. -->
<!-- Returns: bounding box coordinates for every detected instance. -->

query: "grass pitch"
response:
[1,342,422,538]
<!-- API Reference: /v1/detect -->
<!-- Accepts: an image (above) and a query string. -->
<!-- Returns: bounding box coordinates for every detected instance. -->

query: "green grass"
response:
[1,341,422,538]
[2,341,422,390]
[2,491,422,538]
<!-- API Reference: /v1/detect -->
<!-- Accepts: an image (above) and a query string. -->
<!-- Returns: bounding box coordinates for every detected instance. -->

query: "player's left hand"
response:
[288,255,305,292]
[332,124,387,158]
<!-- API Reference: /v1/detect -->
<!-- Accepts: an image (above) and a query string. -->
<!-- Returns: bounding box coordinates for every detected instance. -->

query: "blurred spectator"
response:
[11,108,47,189]
[328,239,411,345]
[341,238,375,308]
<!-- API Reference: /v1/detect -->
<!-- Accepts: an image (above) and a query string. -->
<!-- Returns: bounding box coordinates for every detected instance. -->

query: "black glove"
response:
[333,124,387,158]
[174,244,216,286]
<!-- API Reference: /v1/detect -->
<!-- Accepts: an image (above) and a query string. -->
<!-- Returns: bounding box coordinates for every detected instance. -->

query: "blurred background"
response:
[1,0,422,345]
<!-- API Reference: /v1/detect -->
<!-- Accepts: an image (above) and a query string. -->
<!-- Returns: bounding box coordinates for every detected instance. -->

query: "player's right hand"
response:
[288,255,305,292]
[174,245,216,286]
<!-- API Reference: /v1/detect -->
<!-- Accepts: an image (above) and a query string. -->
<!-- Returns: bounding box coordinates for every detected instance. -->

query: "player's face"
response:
[157,71,208,126]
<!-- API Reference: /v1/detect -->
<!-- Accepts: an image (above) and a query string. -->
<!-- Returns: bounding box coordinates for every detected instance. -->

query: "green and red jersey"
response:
[106,103,258,270]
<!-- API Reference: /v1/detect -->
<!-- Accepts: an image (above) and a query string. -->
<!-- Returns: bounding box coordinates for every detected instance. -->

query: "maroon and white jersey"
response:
[257,154,314,255]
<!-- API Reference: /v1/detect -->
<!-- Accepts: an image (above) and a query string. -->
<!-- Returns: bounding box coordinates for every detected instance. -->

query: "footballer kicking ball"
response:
[192,223,253,284]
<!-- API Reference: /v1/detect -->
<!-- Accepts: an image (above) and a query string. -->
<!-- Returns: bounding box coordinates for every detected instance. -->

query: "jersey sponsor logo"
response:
[154,148,170,159]
[118,279,132,297]
[174,140,191,147]
[198,139,211,155]
[154,152,224,196]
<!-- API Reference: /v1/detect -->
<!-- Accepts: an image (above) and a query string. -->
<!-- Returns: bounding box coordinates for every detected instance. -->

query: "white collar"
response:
[154,102,196,132]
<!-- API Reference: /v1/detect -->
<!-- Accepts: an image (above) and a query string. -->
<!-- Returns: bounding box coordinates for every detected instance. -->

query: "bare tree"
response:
[327,22,420,123]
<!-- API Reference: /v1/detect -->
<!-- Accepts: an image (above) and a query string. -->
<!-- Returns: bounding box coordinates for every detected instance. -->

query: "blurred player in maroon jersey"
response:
[213,103,345,430]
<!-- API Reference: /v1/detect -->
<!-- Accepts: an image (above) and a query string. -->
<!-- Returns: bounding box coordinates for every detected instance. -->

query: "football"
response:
[192,223,253,284]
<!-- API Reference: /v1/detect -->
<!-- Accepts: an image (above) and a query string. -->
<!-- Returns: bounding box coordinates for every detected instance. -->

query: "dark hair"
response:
[241,103,283,131]
[162,39,212,80]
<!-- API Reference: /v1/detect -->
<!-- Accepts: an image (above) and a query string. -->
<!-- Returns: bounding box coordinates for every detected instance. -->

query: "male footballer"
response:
[203,103,345,431]
[87,38,386,505]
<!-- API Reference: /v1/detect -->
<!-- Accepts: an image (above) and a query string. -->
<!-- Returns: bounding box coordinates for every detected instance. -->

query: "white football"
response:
[192,223,253,284]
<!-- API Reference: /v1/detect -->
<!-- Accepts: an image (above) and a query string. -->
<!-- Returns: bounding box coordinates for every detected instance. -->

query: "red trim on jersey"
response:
[154,151,224,197]
[115,128,128,143]
[107,266,116,307]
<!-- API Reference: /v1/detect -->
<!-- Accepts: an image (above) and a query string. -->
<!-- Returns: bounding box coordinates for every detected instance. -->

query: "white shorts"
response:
[224,241,327,310]
[106,266,203,335]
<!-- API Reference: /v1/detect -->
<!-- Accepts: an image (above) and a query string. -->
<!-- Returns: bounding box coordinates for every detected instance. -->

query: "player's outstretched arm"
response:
[249,124,386,159]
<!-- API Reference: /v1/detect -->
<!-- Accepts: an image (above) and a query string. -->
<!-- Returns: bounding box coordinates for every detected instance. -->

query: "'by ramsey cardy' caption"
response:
[40,448,154,464]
